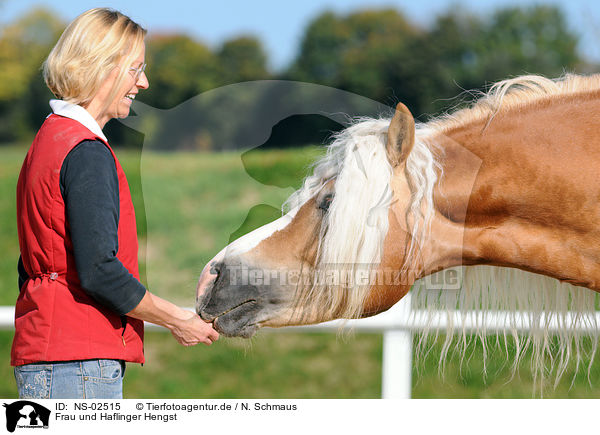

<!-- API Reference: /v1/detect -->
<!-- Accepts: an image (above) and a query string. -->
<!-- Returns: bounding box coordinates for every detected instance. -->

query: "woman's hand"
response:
[127,291,219,346]
[169,310,219,346]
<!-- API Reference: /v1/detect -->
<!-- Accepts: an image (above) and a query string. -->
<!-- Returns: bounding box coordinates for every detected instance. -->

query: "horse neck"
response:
[419,92,600,290]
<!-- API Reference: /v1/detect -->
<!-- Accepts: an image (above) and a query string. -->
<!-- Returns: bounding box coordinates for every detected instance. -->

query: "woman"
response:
[12,8,219,399]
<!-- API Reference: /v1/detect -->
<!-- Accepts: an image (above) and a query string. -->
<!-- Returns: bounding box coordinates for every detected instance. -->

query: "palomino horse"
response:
[196,74,600,385]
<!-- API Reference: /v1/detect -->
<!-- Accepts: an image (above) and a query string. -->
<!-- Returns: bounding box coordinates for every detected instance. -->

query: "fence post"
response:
[381,293,412,399]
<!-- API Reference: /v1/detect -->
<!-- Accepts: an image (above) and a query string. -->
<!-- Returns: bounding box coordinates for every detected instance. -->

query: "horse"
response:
[195,73,600,387]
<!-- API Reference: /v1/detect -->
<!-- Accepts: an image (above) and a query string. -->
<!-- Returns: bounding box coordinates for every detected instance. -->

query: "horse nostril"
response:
[196,261,223,305]
[210,262,222,281]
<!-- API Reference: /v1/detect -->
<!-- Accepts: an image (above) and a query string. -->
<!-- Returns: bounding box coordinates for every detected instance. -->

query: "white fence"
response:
[3,294,600,399]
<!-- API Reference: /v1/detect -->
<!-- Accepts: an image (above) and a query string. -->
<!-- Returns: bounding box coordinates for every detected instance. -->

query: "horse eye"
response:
[318,194,334,212]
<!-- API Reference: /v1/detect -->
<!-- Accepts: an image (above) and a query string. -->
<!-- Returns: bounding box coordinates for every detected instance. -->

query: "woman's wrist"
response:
[127,291,192,330]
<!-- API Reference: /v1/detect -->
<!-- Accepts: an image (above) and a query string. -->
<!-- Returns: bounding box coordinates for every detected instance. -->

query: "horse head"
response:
[195,103,429,337]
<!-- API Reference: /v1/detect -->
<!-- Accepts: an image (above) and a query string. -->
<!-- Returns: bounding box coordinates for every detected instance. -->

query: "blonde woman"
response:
[13,8,218,399]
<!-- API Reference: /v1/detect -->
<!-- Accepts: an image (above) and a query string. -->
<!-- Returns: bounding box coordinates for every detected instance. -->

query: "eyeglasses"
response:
[129,63,146,81]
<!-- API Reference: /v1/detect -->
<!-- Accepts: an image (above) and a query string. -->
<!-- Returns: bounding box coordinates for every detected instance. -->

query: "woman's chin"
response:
[116,101,132,118]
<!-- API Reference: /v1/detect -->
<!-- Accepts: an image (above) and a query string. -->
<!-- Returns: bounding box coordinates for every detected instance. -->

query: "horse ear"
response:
[386,102,415,167]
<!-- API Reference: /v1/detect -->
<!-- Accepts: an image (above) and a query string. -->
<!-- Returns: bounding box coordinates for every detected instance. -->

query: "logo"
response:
[3,401,50,432]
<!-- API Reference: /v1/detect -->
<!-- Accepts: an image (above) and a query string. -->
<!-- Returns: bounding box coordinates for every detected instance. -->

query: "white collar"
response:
[49,99,108,143]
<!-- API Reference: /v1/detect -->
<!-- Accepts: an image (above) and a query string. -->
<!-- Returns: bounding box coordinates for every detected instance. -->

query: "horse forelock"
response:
[285,117,439,321]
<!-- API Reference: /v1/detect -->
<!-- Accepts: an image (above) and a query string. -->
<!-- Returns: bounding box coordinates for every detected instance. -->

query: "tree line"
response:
[0,5,594,149]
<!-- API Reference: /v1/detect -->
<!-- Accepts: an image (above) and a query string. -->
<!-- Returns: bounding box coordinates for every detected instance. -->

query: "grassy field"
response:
[3,145,600,398]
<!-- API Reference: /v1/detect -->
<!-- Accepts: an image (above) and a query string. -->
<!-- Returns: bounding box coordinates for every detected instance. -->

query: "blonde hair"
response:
[284,117,438,322]
[43,8,146,108]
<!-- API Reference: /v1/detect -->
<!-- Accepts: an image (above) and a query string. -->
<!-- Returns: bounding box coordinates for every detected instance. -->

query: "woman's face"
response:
[87,42,149,128]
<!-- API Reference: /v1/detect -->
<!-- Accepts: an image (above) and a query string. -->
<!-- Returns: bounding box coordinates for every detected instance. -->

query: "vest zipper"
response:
[121,316,127,347]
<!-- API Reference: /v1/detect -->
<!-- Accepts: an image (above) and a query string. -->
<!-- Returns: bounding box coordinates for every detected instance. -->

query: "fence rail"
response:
[3,293,600,399]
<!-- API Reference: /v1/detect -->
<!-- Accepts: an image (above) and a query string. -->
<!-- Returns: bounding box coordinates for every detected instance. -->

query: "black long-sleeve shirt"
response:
[18,140,146,315]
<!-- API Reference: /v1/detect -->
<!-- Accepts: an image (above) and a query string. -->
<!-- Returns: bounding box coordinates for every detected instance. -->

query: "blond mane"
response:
[430,73,600,134]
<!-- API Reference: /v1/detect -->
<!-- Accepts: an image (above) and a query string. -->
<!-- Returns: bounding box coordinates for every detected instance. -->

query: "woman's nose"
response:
[137,71,149,90]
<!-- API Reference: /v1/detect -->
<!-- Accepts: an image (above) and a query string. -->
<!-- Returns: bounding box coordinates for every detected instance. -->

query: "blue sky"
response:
[2,0,600,70]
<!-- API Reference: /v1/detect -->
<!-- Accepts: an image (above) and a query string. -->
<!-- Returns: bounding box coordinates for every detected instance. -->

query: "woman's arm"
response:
[61,140,218,345]
[61,140,146,314]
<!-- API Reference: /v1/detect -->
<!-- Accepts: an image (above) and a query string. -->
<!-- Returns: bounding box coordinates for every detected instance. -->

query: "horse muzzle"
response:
[195,256,294,338]
[195,259,265,337]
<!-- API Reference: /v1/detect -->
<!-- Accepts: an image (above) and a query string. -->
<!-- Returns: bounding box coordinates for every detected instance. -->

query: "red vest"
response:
[12,114,144,366]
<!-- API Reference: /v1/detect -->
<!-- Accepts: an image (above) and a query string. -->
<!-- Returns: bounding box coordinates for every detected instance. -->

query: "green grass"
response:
[3,145,600,398]
[124,331,382,399]
[0,148,20,307]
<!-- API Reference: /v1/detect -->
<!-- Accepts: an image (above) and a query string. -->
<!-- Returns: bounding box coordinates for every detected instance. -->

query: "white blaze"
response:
[225,207,299,257]
[196,208,299,300]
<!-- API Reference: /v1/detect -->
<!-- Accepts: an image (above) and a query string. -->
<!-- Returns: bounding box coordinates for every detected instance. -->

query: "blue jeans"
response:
[14,359,125,399]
